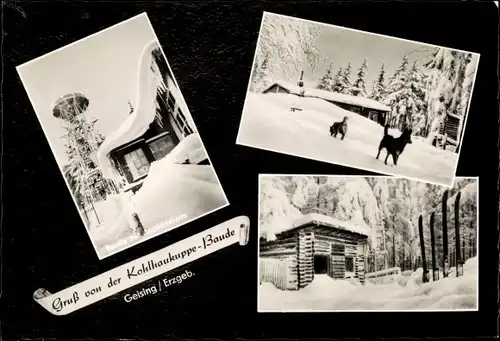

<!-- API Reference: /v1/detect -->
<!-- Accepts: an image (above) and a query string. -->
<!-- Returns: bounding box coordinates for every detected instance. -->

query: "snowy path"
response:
[259,257,477,311]
[237,93,458,186]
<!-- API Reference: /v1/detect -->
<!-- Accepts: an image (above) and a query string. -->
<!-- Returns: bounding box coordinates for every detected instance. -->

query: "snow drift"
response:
[259,256,478,311]
[131,134,227,229]
[239,92,458,186]
[90,133,228,257]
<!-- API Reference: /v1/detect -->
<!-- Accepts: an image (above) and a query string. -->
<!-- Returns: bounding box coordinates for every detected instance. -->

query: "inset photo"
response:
[258,174,478,311]
[17,13,229,259]
[237,12,480,187]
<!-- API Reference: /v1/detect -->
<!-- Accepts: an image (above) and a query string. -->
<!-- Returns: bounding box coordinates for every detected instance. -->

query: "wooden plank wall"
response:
[297,227,314,288]
[314,227,367,284]
[260,232,299,290]
[260,258,294,290]
[356,242,366,285]
[330,244,346,279]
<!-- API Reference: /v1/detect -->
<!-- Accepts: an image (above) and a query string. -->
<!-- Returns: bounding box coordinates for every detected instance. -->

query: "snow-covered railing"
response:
[365,267,401,279]
[259,258,289,290]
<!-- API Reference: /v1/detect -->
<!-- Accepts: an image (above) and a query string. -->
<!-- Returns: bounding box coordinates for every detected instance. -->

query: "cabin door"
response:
[314,254,329,274]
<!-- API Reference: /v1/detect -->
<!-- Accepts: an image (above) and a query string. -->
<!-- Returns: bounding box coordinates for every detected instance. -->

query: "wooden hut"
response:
[260,213,370,290]
[262,80,390,126]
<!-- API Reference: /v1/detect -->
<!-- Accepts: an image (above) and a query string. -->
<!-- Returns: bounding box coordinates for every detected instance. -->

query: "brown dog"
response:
[330,116,349,140]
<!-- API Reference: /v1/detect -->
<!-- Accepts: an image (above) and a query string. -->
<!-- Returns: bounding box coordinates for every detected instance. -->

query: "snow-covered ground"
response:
[88,135,228,258]
[259,256,477,311]
[238,93,458,186]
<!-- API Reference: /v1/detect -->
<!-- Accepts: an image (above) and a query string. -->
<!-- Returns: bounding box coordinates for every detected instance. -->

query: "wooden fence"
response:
[259,258,292,290]
[365,267,401,280]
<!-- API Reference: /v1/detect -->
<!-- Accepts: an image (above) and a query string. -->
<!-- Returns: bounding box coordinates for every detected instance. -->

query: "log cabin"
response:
[262,80,391,126]
[260,213,371,290]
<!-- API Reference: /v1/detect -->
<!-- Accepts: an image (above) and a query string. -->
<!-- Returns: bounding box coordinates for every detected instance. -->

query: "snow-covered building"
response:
[260,212,370,290]
[97,40,200,194]
[436,112,462,149]
[262,80,391,126]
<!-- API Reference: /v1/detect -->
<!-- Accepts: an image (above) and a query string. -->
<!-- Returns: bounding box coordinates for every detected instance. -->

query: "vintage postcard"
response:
[17,13,229,259]
[258,174,478,311]
[236,12,480,187]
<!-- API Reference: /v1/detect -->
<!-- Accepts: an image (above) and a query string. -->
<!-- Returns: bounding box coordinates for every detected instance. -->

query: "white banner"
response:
[33,216,250,315]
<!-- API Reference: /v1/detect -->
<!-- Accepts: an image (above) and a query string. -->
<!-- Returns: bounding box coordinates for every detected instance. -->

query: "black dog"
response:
[376,124,413,166]
[330,116,349,140]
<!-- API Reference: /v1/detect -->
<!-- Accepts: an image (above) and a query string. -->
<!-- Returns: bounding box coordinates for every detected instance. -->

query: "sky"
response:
[282,18,442,89]
[17,13,157,166]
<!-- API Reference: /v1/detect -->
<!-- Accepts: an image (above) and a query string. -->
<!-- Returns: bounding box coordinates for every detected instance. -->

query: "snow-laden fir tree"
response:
[331,67,345,93]
[350,58,369,97]
[384,55,409,129]
[339,62,353,95]
[406,61,428,135]
[250,52,271,92]
[250,13,324,92]
[385,60,427,134]
[259,176,302,241]
[459,54,478,117]
[259,176,478,268]
[316,62,335,91]
[370,63,387,102]
[423,47,478,145]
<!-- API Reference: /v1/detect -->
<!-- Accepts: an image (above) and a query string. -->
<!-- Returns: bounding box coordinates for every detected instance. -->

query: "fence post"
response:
[401,245,405,269]
[470,220,476,258]
[382,229,388,270]
[462,238,466,263]
[468,229,472,259]
[455,191,463,277]
[392,233,396,268]
[430,212,439,281]
[132,213,145,236]
[442,190,449,277]
[418,215,429,283]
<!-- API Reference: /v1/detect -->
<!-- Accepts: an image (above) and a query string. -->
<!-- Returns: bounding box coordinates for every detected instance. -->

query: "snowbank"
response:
[259,257,477,311]
[129,134,226,230]
[90,133,227,257]
[161,133,208,165]
[238,92,458,186]
[131,162,226,229]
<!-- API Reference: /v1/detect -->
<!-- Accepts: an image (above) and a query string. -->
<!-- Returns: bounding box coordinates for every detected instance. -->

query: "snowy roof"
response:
[288,213,371,238]
[447,112,462,120]
[265,80,391,112]
[97,39,160,180]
